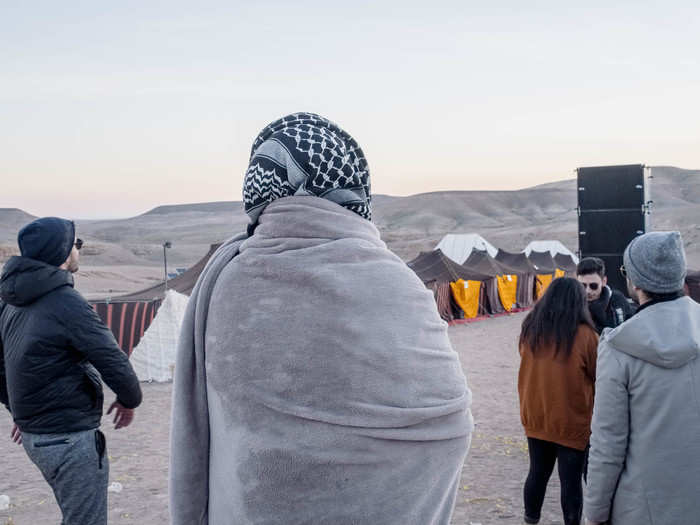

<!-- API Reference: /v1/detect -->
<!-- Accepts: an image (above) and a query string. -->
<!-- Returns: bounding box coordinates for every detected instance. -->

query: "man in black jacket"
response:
[576,257,636,334]
[0,217,142,525]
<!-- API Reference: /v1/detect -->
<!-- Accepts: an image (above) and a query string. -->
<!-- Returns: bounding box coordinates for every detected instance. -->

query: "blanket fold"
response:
[170,196,472,525]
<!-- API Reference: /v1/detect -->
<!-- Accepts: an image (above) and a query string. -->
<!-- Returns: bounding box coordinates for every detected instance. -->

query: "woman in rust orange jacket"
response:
[518,277,598,525]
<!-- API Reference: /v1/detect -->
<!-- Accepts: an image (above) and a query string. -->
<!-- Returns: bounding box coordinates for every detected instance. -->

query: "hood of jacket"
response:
[0,256,74,306]
[590,285,612,308]
[603,296,700,368]
[588,285,612,321]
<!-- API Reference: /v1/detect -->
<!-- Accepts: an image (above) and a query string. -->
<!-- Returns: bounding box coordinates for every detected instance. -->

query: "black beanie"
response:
[18,217,76,267]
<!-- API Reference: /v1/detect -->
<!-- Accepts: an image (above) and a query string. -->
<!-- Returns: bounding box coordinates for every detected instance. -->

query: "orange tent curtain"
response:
[536,274,554,299]
[496,274,518,312]
[450,279,482,319]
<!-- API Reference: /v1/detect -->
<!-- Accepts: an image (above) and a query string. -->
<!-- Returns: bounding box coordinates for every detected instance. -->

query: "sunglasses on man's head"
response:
[581,282,599,291]
[74,238,83,250]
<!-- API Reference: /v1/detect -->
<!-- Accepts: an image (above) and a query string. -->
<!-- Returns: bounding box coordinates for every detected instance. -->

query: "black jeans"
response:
[523,437,587,525]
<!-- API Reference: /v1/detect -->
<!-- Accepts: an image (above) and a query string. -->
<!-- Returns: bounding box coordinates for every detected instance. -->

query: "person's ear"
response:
[602,276,608,287]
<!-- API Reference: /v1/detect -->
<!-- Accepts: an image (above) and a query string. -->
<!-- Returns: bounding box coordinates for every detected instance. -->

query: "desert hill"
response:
[0,208,37,261]
[1,166,698,298]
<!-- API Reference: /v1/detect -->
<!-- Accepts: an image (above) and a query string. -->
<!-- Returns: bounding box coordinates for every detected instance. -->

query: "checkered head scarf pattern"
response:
[243,113,371,229]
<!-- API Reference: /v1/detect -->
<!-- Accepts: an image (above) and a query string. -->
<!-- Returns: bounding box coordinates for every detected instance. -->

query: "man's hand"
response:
[107,401,135,430]
[10,423,22,445]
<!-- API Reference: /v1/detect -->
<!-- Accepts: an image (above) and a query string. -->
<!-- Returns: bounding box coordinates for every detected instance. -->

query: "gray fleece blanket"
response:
[170,196,473,525]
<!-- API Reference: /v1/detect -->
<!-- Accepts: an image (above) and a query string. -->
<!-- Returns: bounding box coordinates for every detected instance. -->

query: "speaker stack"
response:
[577,164,652,295]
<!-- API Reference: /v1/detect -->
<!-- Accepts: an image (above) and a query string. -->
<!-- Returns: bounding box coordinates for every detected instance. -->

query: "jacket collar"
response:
[635,291,684,315]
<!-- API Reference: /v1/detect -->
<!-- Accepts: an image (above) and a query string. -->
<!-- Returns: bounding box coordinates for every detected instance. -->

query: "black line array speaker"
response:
[577,164,651,295]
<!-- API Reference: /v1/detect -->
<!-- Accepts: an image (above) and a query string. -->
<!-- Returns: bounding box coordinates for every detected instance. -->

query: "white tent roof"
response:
[435,234,498,264]
[523,240,579,263]
[129,290,189,383]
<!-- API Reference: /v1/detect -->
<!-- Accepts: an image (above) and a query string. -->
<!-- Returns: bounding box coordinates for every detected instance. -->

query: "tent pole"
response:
[163,241,171,294]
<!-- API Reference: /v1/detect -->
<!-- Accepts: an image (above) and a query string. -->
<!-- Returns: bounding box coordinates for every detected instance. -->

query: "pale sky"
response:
[2,1,699,219]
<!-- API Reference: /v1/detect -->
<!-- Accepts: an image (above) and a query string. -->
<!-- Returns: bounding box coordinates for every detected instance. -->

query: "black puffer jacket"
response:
[0,256,142,433]
[588,285,637,334]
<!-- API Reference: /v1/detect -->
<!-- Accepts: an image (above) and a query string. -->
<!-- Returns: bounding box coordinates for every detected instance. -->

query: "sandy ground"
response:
[74,266,165,301]
[1,312,570,525]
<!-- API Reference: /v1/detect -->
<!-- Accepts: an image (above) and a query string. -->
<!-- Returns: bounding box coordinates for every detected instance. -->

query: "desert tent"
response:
[524,240,579,263]
[129,290,189,382]
[435,234,498,264]
[495,250,537,308]
[408,249,491,283]
[463,250,521,313]
[554,253,578,275]
[407,249,494,321]
[90,243,221,354]
[115,243,222,302]
[527,250,558,298]
[91,299,161,356]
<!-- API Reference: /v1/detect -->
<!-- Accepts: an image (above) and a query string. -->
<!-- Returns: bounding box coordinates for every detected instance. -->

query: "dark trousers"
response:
[523,437,587,525]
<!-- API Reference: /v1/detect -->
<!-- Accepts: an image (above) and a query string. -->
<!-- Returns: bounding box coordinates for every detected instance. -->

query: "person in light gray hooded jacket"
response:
[583,231,700,525]
[169,113,473,525]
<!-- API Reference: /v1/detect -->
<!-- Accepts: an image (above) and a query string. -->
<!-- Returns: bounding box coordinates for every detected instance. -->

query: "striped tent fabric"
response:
[433,281,456,323]
[91,300,162,355]
[88,243,223,355]
[424,281,449,322]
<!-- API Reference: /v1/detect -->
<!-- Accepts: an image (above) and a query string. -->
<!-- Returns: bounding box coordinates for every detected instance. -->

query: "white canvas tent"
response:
[435,233,498,264]
[523,240,579,263]
[129,290,189,382]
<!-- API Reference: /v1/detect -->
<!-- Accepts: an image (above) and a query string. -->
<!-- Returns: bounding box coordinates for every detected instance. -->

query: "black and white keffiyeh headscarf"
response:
[243,113,371,231]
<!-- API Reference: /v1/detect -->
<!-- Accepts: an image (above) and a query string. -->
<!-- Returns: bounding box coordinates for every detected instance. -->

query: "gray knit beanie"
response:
[623,231,687,293]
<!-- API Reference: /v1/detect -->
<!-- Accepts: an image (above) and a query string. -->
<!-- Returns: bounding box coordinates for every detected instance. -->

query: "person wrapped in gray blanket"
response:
[169,112,473,525]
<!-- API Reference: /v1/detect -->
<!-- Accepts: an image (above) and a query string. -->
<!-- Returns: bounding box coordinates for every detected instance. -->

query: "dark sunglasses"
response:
[581,282,599,291]
[74,238,83,250]
[620,265,627,278]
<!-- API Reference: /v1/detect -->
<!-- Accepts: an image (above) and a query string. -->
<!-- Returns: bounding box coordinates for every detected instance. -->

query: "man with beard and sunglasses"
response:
[0,217,142,525]
[576,257,635,334]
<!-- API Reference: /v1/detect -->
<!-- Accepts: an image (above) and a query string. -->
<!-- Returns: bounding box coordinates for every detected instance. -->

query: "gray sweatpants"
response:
[22,428,109,525]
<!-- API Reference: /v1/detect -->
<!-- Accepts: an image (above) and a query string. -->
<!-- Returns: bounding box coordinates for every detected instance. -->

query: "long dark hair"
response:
[519,277,595,357]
